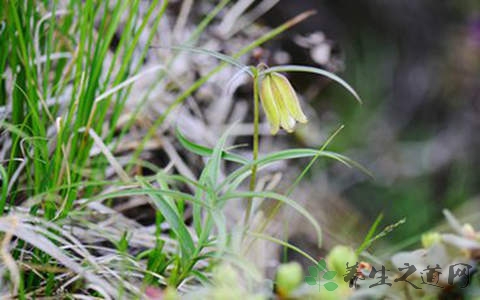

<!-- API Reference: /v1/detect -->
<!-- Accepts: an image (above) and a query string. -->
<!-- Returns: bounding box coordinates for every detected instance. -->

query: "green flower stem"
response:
[244,71,260,226]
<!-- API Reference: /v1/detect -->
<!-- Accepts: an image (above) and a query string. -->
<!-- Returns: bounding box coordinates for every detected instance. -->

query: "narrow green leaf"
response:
[222,191,322,247]
[206,123,236,188]
[0,165,8,215]
[139,180,195,262]
[264,65,362,104]
[87,188,206,207]
[356,213,383,255]
[176,127,248,164]
[247,231,318,265]
[220,148,372,193]
[169,46,250,73]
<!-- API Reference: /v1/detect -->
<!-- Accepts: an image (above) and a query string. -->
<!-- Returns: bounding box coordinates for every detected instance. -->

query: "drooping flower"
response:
[259,72,308,135]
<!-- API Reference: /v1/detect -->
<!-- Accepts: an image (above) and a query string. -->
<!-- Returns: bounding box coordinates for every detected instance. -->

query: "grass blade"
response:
[265,65,362,104]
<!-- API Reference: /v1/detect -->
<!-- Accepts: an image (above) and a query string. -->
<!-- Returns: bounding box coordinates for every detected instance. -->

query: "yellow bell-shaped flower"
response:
[259,72,307,135]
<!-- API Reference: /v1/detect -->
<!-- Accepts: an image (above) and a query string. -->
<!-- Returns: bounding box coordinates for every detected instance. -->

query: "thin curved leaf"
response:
[219,148,372,193]
[247,231,318,265]
[263,65,362,104]
[169,45,251,73]
[176,127,248,164]
[222,191,322,247]
[0,165,8,215]
[140,180,195,261]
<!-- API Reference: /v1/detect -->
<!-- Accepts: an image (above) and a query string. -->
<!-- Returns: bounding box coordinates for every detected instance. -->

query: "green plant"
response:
[0,1,365,298]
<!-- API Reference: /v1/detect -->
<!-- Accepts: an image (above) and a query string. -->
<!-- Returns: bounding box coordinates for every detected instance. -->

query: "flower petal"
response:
[269,74,296,132]
[271,73,307,123]
[259,75,280,135]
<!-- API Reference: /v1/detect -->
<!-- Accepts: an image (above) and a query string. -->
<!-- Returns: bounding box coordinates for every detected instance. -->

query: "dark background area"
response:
[261,0,480,246]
